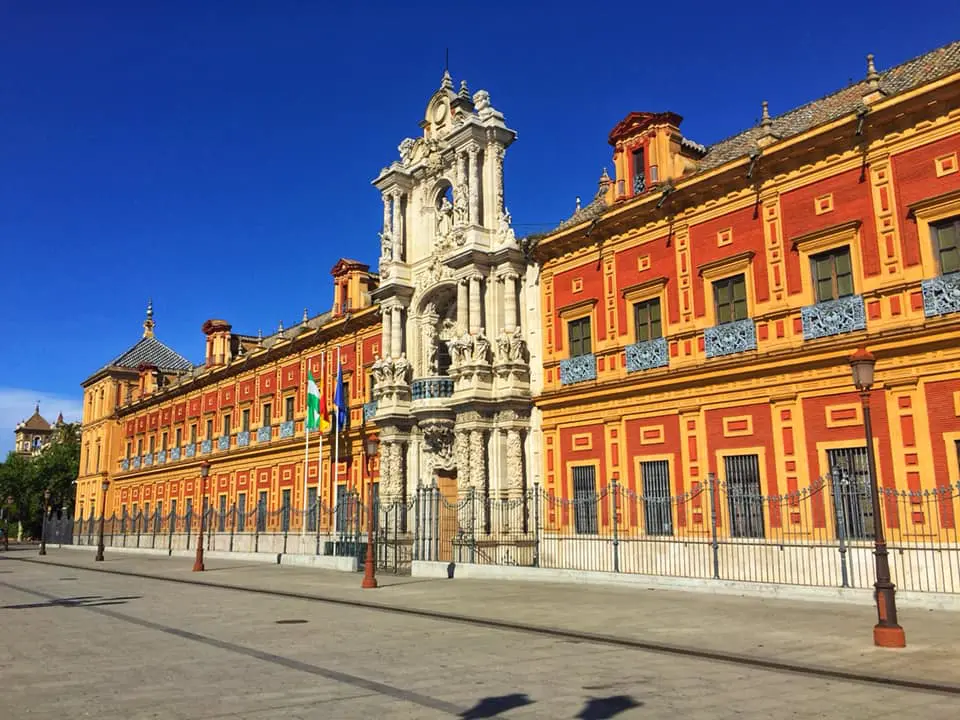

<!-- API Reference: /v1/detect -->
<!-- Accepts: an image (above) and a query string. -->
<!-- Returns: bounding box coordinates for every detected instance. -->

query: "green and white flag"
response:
[306,370,321,431]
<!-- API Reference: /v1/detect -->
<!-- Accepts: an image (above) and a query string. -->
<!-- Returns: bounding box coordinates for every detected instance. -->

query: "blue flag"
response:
[333,359,347,431]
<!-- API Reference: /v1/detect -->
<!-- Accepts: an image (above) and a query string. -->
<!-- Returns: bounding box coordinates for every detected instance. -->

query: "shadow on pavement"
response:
[2,595,142,610]
[459,693,535,718]
[576,695,642,719]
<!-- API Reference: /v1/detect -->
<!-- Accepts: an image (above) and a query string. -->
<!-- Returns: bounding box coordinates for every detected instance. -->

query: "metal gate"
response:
[827,446,874,540]
[640,460,672,536]
[572,466,598,534]
[724,454,764,538]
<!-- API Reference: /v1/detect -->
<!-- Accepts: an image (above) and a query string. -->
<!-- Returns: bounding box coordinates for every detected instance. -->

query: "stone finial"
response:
[143,298,155,338]
[597,167,612,196]
[277,320,285,337]
[575,196,581,212]
[760,100,772,131]
[441,69,453,91]
[257,328,263,346]
[459,80,470,98]
[866,53,880,88]
[302,307,308,323]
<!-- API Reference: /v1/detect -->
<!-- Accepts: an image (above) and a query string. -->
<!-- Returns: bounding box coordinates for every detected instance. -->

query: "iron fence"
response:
[68,476,960,594]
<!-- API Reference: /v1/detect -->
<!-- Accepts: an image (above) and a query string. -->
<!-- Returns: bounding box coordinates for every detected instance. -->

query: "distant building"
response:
[14,405,63,455]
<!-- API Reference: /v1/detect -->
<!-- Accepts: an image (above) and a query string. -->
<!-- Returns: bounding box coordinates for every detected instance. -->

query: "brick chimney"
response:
[202,319,233,367]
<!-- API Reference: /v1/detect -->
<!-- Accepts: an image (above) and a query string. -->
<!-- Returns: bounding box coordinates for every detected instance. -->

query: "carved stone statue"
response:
[453,185,468,227]
[449,332,472,366]
[379,229,393,259]
[437,196,453,241]
[509,325,526,362]
[398,138,416,164]
[471,332,491,364]
[392,353,411,384]
[473,90,490,113]
[497,208,516,245]
[496,332,510,364]
[371,356,391,391]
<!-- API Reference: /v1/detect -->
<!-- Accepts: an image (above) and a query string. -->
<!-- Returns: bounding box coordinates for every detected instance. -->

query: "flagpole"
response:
[302,367,309,536]
[317,351,325,534]
[334,345,341,493]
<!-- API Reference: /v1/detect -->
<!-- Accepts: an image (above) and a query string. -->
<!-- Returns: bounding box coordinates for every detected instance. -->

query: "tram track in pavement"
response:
[5,553,960,698]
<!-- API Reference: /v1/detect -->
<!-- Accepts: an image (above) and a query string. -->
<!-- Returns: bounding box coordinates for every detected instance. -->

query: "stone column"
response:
[382,194,392,236]
[469,430,485,491]
[457,278,469,333]
[468,146,481,225]
[379,440,394,497]
[455,152,468,227]
[506,429,524,500]
[491,144,505,224]
[454,430,470,494]
[391,190,403,260]
[469,274,482,335]
[391,307,403,359]
[381,305,392,359]
[503,272,518,333]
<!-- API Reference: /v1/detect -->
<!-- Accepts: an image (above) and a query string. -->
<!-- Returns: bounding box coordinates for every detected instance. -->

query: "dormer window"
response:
[632,148,646,195]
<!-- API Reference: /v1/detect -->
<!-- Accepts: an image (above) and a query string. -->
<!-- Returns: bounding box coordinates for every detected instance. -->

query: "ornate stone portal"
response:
[369,71,536,509]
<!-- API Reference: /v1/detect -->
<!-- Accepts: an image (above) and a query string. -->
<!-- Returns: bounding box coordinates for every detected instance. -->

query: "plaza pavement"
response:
[1,545,959,718]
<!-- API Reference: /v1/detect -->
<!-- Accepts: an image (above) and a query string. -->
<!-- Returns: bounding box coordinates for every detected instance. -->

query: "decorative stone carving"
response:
[392,354,412,385]
[560,354,597,385]
[473,90,490,113]
[436,195,453,242]
[449,331,473,367]
[469,430,485,489]
[471,331,491,364]
[371,356,391,393]
[421,419,454,471]
[453,431,469,490]
[398,138,416,164]
[625,337,669,373]
[506,429,524,496]
[496,208,516,246]
[379,229,393,260]
[413,255,452,292]
[495,327,526,364]
[921,272,960,317]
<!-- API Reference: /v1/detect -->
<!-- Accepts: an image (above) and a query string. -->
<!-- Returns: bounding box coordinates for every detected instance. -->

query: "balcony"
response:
[704,318,757,359]
[185,444,196,458]
[158,450,166,464]
[625,337,668,373]
[801,294,866,340]
[257,426,272,443]
[922,272,960,318]
[217,435,230,452]
[121,458,129,471]
[144,454,153,467]
[280,421,295,439]
[237,431,250,448]
[133,456,141,469]
[560,354,597,385]
[201,439,212,455]
[411,377,454,400]
[170,447,181,461]
[363,400,378,422]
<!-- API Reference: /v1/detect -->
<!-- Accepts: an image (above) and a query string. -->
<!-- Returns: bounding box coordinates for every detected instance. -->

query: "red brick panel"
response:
[781,167,879,290]
[147,411,159,430]
[613,234,678,329]
[126,420,135,437]
[160,407,172,426]
[238,378,255,403]
[203,391,218,413]
[552,263,605,351]
[259,370,276,396]
[136,416,147,433]
[361,335,381,364]
[280,361,300,390]
[187,396,201,418]
[892,135,960,268]
[220,384,235,408]
[924,379,960,529]
[689,205,770,316]
[279,463,297,487]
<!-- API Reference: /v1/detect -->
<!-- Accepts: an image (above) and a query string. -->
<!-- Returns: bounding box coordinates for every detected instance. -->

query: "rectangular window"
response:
[257,491,268,532]
[281,489,291,532]
[148,436,155,454]
[161,432,168,450]
[95,444,101,473]
[724,454,765,538]
[713,274,748,324]
[933,216,960,274]
[175,428,182,447]
[633,298,663,342]
[242,408,250,432]
[572,466,598,535]
[143,502,150,532]
[185,498,193,532]
[205,419,213,440]
[262,402,272,427]
[827,446,874,540]
[335,485,348,534]
[137,438,143,456]
[632,147,646,194]
[285,396,295,422]
[222,414,231,436]
[811,246,854,302]
[237,493,247,532]
[368,373,376,401]
[190,424,197,444]
[306,487,318,532]
[125,441,131,459]
[154,502,162,533]
[640,460,673,536]
[342,382,351,428]
[132,503,138,528]
[567,316,592,358]
[218,495,227,532]
[169,499,177,533]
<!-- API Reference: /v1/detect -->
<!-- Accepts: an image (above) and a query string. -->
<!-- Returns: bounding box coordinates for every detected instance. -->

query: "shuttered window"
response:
[633,298,663,342]
[568,316,592,357]
[933,216,960,274]
[713,274,748,324]
[811,246,854,302]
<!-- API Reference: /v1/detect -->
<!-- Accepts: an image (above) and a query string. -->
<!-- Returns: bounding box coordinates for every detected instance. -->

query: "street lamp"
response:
[39,489,51,555]
[95,475,109,562]
[193,461,210,572]
[849,347,906,648]
[361,434,379,590]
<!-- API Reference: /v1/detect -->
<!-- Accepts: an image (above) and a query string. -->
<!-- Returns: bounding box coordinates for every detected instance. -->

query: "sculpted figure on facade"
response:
[398,138,416,165]
[379,229,394,260]
[471,331,491,364]
[497,208,516,245]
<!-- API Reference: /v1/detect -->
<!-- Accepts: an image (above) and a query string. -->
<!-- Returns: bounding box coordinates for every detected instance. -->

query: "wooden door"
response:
[436,469,458,562]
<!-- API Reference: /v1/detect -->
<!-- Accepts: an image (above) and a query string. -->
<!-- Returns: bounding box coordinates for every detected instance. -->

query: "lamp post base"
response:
[873,623,906,648]
[192,556,205,572]
[361,543,377,589]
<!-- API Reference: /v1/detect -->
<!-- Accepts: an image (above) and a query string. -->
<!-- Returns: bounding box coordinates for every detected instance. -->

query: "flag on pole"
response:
[333,358,346,432]
[306,371,321,431]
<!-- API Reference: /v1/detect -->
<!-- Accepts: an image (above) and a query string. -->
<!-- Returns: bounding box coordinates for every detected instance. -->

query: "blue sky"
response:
[1,1,956,454]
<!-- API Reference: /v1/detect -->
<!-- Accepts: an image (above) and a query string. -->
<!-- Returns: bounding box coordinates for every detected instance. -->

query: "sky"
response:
[1,1,957,455]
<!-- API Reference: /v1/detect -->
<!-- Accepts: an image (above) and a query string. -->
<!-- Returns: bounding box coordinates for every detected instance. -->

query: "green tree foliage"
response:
[0,422,80,536]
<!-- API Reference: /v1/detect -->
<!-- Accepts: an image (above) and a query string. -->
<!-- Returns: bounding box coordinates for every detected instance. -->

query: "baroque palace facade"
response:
[533,44,960,544]
[77,41,960,576]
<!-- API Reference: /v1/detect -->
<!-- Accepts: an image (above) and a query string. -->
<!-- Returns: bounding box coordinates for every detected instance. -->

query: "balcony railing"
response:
[217,435,230,452]
[144,454,153,467]
[170,447,181,461]
[560,354,597,385]
[625,337,668,373]
[237,431,250,448]
[704,318,757,359]
[158,450,166,464]
[280,421,295,438]
[121,458,129,471]
[201,439,212,455]
[133,456,141,469]
[922,272,960,318]
[801,294,866,340]
[411,377,454,400]
[257,425,272,443]
[364,400,378,421]
[185,444,196,458]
